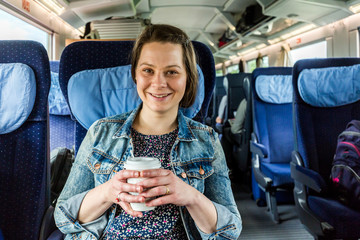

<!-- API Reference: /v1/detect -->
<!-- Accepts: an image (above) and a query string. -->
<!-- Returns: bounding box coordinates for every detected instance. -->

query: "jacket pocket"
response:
[87,149,120,175]
[177,159,214,193]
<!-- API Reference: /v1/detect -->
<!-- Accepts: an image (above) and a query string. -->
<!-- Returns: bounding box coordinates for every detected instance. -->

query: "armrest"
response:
[39,205,57,240]
[250,140,268,158]
[291,151,327,193]
[252,158,273,190]
[232,129,245,146]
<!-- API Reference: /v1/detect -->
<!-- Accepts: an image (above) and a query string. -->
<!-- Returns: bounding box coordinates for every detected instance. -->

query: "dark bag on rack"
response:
[331,120,360,211]
[50,147,75,206]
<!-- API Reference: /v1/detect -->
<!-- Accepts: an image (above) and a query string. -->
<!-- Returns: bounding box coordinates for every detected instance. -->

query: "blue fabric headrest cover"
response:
[0,63,36,134]
[68,64,204,129]
[48,71,70,115]
[298,64,360,107]
[255,75,293,104]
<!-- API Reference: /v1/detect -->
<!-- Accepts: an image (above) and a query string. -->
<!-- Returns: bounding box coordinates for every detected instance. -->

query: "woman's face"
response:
[135,42,187,116]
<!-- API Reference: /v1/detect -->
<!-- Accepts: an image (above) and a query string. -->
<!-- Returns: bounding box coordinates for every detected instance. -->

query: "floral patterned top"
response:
[103,127,188,239]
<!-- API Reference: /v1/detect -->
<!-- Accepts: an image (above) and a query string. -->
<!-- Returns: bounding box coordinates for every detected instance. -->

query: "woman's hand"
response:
[136,169,200,208]
[104,170,145,217]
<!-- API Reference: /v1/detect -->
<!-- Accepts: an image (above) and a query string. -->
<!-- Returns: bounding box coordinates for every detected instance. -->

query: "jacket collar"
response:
[113,104,197,142]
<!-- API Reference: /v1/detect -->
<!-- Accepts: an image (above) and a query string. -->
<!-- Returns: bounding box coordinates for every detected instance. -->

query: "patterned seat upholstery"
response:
[49,60,75,151]
[0,40,50,240]
[59,41,215,153]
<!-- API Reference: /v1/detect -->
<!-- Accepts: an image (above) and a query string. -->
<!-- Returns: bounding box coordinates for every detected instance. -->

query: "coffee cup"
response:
[123,157,161,211]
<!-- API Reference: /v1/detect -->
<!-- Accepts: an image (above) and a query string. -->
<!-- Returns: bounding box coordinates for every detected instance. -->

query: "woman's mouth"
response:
[149,93,172,99]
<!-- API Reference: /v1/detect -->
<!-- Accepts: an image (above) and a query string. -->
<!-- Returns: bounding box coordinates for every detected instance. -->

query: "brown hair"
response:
[131,24,198,108]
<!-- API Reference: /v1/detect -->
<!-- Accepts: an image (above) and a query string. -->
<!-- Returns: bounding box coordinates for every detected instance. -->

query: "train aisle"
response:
[232,183,313,240]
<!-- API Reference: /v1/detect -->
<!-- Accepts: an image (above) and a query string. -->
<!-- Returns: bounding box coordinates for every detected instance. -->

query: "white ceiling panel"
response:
[70,0,135,22]
[151,7,216,30]
[205,16,229,33]
[150,0,227,8]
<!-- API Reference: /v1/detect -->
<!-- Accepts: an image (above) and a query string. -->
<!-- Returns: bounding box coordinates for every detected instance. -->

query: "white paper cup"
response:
[124,157,161,211]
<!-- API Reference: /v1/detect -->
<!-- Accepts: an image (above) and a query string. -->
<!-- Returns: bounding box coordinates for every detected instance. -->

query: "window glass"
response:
[216,69,224,77]
[0,9,49,50]
[227,64,239,74]
[291,41,326,64]
[246,56,269,73]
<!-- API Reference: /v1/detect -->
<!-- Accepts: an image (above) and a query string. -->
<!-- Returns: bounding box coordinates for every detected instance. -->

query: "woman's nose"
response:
[152,72,167,88]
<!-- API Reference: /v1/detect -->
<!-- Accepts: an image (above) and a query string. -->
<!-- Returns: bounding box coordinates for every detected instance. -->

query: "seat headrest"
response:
[48,71,70,115]
[243,76,250,100]
[223,76,228,94]
[298,64,360,107]
[255,75,293,104]
[68,64,204,129]
[0,63,36,134]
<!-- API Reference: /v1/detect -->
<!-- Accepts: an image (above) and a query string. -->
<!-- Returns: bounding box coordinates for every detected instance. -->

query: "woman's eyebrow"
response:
[166,65,182,69]
[139,62,182,69]
[139,62,155,67]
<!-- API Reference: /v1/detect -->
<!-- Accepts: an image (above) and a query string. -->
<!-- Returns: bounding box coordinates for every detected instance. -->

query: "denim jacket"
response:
[54,106,242,240]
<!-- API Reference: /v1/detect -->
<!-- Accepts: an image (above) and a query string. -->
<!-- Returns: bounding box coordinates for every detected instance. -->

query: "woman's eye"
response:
[166,70,178,75]
[143,68,153,74]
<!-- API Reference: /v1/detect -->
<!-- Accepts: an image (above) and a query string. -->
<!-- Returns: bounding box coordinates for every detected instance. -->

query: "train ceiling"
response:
[42,0,360,64]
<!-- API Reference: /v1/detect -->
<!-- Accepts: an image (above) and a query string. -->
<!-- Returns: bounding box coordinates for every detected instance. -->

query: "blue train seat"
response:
[49,60,75,151]
[291,58,360,239]
[59,41,215,153]
[250,67,294,223]
[0,40,50,240]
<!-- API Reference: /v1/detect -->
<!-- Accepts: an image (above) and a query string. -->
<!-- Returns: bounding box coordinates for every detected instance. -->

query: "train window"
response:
[290,41,327,64]
[216,69,224,77]
[227,64,239,74]
[247,56,269,73]
[0,9,49,50]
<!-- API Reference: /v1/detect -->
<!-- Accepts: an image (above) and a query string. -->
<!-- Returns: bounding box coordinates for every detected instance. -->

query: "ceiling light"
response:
[268,37,281,45]
[349,3,360,13]
[35,0,65,15]
[256,43,267,49]
[279,24,315,40]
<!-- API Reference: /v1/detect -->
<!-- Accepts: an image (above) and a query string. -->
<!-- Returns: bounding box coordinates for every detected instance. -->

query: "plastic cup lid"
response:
[124,157,161,170]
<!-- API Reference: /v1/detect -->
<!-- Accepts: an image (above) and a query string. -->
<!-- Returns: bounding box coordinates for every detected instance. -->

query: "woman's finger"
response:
[119,182,143,194]
[118,192,145,204]
[140,168,171,178]
[115,170,140,180]
[145,194,173,207]
[118,200,143,217]
[139,185,170,198]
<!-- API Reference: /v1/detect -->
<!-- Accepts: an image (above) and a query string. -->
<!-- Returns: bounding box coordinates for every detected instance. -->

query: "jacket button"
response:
[199,166,205,175]
[94,163,101,169]
[181,172,187,178]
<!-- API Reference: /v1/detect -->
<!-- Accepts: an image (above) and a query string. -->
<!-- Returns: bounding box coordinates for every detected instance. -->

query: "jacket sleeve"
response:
[200,131,242,240]
[54,120,108,239]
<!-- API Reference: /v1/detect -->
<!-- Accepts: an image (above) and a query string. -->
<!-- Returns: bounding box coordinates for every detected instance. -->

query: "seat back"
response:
[0,40,50,240]
[59,41,215,153]
[293,58,360,185]
[226,73,251,121]
[252,67,293,164]
[49,61,75,151]
[233,75,252,172]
